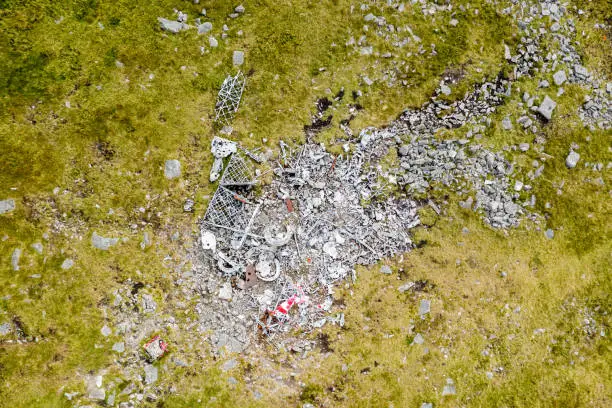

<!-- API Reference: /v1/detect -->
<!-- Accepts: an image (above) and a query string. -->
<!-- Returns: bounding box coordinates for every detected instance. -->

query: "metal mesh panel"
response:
[214,71,246,124]
[203,186,252,231]
[220,152,256,187]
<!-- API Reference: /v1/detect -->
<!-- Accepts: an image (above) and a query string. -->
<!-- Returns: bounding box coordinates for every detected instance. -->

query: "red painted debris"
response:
[144,335,168,360]
[285,198,294,212]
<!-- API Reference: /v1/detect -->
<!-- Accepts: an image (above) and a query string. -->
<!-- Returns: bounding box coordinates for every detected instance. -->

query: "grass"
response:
[0,0,610,406]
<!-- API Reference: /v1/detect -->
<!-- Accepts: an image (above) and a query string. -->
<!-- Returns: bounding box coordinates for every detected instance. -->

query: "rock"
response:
[519,143,530,152]
[141,294,157,313]
[504,44,511,60]
[553,70,567,86]
[574,64,588,79]
[140,231,152,250]
[221,358,238,371]
[421,404,433,408]
[101,325,112,337]
[449,19,458,27]
[235,5,245,13]
[545,229,554,239]
[164,160,181,179]
[31,242,43,254]
[0,199,15,214]
[11,248,21,271]
[157,17,187,34]
[412,333,424,344]
[0,322,11,336]
[92,232,119,250]
[550,22,561,32]
[364,13,376,22]
[198,22,212,34]
[442,378,456,396]
[233,50,244,66]
[566,150,580,168]
[419,299,431,316]
[61,259,74,270]
[144,364,158,384]
[209,36,218,47]
[380,265,392,275]
[219,282,233,301]
[537,96,556,120]
[183,198,195,212]
[440,84,451,96]
[514,180,523,191]
[501,116,513,130]
[112,342,125,353]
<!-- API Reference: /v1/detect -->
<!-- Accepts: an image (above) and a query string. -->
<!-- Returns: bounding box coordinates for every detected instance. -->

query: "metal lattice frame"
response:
[214,71,246,124]
[220,152,256,187]
[203,186,254,232]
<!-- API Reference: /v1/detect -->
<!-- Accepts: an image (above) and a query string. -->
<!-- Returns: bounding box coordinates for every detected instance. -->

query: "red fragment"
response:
[285,198,294,213]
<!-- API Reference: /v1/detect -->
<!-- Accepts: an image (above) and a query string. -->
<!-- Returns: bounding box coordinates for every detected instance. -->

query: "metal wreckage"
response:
[200,70,524,340]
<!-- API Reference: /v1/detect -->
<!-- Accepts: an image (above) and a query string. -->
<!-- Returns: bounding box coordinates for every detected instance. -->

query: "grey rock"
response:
[31,242,43,254]
[574,64,588,79]
[419,299,431,316]
[221,358,238,371]
[144,364,158,384]
[61,259,74,270]
[504,44,511,60]
[235,5,245,13]
[519,143,530,152]
[537,96,557,120]
[141,294,157,313]
[553,70,567,86]
[11,248,21,271]
[92,232,119,250]
[106,393,116,406]
[412,333,424,344]
[501,116,513,130]
[0,199,15,214]
[233,50,244,66]
[380,265,392,275]
[112,342,125,353]
[164,160,181,179]
[545,229,554,239]
[209,36,218,47]
[0,322,11,336]
[140,231,152,250]
[101,325,112,337]
[442,378,456,396]
[363,76,373,86]
[89,387,105,401]
[421,404,433,408]
[440,84,451,96]
[550,22,561,32]
[157,17,187,34]
[565,150,580,168]
[197,22,212,34]
[184,198,195,212]
[539,80,549,88]
[364,13,376,22]
[449,19,458,27]
[219,282,233,300]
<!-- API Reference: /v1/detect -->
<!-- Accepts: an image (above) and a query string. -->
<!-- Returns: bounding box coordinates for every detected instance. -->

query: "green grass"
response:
[0,0,610,406]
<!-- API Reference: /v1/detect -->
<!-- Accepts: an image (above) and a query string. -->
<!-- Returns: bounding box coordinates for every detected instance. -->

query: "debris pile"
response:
[196,77,531,342]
